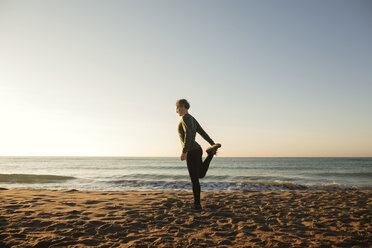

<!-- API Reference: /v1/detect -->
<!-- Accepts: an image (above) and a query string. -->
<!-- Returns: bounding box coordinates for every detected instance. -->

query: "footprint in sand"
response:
[92,213,106,217]
[36,212,51,217]
[67,210,81,215]
[64,189,78,192]
[87,220,105,226]
[64,210,81,219]
[100,205,122,210]
[78,239,101,246]
[4,204,21,209]
[83,200,103,205]
[97,223,123,233]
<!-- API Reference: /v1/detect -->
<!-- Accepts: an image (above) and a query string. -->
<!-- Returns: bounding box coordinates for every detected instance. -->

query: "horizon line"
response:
[0,155,371,158]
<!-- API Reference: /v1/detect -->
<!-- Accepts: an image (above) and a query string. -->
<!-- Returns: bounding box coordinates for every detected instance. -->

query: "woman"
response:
[176,99,221,211]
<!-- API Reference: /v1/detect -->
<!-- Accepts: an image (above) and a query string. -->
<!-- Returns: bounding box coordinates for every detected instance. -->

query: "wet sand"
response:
[0,189,371,247]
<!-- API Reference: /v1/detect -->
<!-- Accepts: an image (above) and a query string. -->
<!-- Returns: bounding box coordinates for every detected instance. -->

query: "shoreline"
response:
[1,189,371,247]
[1,182,370,192]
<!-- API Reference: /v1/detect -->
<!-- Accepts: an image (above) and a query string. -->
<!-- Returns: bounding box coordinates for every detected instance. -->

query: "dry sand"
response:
[0,188,371,247]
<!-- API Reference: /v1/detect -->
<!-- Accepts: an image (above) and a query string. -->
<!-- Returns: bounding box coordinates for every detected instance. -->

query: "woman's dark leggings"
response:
[186,147,214,205]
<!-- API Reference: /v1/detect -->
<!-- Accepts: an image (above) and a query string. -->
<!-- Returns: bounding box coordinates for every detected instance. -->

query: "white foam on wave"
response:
[1,178,369,192]
[107,180,367,191]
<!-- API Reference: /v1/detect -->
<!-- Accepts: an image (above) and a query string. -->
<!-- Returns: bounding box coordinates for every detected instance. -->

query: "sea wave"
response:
[312,172,372,177]
[107,174,294,182]
[0,174,76,184]
[108,179,369,191]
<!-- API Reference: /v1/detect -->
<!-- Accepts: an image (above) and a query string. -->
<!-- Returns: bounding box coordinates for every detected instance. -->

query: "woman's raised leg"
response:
[198,151,214,179]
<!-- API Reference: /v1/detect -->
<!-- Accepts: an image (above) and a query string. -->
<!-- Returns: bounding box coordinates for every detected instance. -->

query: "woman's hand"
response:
[180,152,187,161]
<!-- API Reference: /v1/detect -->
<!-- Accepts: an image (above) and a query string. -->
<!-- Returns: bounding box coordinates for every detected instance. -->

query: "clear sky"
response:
[0,0,371,157]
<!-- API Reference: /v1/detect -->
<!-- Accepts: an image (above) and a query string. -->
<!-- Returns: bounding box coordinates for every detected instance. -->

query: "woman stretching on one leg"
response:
[176,99,221,211]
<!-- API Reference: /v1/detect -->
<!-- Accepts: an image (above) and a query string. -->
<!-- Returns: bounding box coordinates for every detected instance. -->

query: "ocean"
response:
[0,157,371,191]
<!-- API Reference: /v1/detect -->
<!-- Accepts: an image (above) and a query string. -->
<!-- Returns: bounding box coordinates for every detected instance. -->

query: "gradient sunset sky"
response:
[0,0,371,157]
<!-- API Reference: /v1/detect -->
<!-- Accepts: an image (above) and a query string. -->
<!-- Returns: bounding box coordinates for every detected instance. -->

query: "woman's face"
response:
[176,105,184,116]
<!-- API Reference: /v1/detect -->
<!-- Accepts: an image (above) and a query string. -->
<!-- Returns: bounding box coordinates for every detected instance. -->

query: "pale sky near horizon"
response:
[0,0,371,157]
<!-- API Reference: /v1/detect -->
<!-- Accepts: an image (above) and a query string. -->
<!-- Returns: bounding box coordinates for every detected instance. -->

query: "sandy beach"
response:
[0,188,371,247]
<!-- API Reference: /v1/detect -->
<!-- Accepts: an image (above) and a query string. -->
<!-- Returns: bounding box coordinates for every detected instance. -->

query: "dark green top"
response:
[178,113,215,153]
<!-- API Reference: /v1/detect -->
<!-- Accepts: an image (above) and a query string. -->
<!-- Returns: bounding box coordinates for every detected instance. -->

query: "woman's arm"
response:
[181,116,193,154]
[196,120,215,146]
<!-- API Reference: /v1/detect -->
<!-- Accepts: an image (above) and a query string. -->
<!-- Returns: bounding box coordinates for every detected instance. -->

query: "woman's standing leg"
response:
[186,148,203,205]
